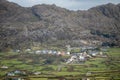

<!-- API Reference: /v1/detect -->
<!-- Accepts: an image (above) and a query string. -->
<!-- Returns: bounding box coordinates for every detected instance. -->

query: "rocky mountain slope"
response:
[0,0,120,51]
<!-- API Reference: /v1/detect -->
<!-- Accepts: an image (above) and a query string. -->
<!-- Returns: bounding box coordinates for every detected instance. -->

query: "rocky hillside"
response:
[0,0,120,51]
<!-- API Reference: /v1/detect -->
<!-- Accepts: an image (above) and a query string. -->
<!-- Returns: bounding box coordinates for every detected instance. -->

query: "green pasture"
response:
[0,47,120,79]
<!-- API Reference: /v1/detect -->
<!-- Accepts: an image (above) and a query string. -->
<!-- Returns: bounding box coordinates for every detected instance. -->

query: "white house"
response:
[1,66,8,69]
[79,56,85,61]
[35,50,41,54]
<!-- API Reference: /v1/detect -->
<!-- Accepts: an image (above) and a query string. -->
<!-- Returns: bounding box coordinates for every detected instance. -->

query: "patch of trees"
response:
[17,53,68,65]
[91,30,116,38]
[102,42,117,47]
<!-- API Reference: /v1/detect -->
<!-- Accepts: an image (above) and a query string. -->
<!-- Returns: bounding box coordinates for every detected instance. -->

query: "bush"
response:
[41,67,54,71]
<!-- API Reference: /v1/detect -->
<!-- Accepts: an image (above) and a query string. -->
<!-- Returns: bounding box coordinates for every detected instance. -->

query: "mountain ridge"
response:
[0,0,120,51]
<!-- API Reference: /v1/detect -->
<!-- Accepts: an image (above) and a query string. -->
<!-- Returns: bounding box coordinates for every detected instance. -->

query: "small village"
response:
[15,45,108,64]
[0,44,111,80]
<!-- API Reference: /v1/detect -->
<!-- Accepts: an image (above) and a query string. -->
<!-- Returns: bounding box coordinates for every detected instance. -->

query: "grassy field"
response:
[107,48,120,56]
[0,48,120,80]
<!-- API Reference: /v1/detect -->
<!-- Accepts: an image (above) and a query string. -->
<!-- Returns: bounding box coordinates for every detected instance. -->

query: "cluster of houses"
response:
[66,46,107,64]
[15,48,69,56]
[34,50,67,56]
[4,70,28,80]
[7,70,27,76]
[14,46,108,64]
[4,70,44,80]
[66,52,88,64]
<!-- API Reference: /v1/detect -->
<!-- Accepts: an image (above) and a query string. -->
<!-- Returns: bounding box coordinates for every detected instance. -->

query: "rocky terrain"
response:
[0,0,120,51]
